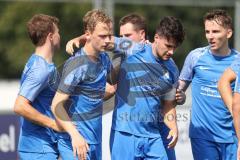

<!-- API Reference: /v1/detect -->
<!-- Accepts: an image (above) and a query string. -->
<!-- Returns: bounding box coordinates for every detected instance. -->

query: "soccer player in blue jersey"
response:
[218,56,240,160]
[66,14,185,160]
[13,14,62,160]
[110,16,185,160]
[115,13,181,160]
[51,10,113,160]
[178,9,238,160]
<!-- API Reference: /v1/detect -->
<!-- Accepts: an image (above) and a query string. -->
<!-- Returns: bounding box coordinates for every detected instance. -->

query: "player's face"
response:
[120,23,145,42]
[88,22,113,53]
[52,24,60,50]
[154,34,177,60]
[205,20,232,54]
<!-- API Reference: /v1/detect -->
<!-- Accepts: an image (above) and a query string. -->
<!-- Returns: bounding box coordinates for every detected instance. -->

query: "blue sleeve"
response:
[19,65,48,102]
[231,56,240,93]
[114,37,145,57]
[234,73,240,93]
[58,56,85,94]
[179,48,205,81]
[230,56,240,75]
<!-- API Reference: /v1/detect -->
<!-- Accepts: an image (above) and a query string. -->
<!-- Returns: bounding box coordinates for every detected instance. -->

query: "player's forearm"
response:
[162,100,177,130]
[51,92,78,136]
[218,82,233,114]
[218,68,236,114]
[163,108,178,131]
[14,97,55,128]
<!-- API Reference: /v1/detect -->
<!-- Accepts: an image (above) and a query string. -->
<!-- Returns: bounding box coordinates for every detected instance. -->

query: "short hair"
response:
[203,9,233,30]
[119,13,147,32]
[27,14,59,46]
[156,16,185,47]
[83,9,112,33]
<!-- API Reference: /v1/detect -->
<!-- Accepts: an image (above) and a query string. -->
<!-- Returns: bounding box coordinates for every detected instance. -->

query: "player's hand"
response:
[70,131,89,160]
[175,89,186,105]
[167,128,178,148]
[105,41,115,51]
[140,39,151,44]
[66,35,87,55]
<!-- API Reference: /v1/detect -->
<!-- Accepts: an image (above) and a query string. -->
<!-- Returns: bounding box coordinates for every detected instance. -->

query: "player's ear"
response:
[85,30,91,40]
[139,29,145,40]
[226,29,233,39]
[47,32,54,41]
[154,34,159,41]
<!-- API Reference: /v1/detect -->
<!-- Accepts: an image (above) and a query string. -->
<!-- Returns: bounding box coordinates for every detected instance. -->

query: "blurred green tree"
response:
[0,1,234,78]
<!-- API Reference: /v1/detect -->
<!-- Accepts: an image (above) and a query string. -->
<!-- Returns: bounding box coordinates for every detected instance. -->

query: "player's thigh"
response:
[191,138,220,160]
[222,137,237,160]
[88,143,102,160]
[144,137,168,160]
[110,130,135,160]
[19,151,58,160]
[58,138,101,160]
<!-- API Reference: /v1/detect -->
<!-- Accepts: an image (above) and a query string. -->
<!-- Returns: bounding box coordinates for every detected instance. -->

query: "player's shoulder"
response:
[166,58,179,74]
[188,46,208,57]
[230,50,240,67]
[231,48,240,57]
[23,54,53,83]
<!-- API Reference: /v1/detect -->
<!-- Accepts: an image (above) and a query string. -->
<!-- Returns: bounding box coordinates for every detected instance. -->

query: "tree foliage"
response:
[0,1,234,78]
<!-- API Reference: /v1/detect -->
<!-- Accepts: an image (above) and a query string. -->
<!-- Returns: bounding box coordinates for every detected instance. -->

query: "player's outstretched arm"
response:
[51,91,89,160]
[14,95,63,132]
[218,68,236,115]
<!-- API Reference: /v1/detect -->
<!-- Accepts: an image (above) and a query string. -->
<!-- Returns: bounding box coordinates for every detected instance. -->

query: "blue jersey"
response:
[230,55,240,93]
[112,43,179,138]
[18,54,57,153]
[179,46,239,143]
[57,48,112,144]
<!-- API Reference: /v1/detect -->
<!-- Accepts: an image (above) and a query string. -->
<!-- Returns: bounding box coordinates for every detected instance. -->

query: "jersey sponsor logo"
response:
[200,86,221,98]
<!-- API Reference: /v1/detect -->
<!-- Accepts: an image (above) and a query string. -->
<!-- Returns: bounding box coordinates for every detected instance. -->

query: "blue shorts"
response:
[191,138,237,160]
[110,129,168,160]
[19,151,59,160]
[18,139,59,160]
[58,138,101,160]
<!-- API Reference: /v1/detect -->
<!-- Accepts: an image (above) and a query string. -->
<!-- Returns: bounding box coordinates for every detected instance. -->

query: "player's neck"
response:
[151,43,160,59]
[83,43,99,62]
[35,44,54,64]
[211,43,231,56]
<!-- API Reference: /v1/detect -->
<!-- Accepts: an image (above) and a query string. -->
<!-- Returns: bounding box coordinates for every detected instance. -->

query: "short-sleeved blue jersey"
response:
[111,43,179,138]
[18,54,57,153]
[179,46,239,143]
[230,55,240,93]
[57,48,112,144]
